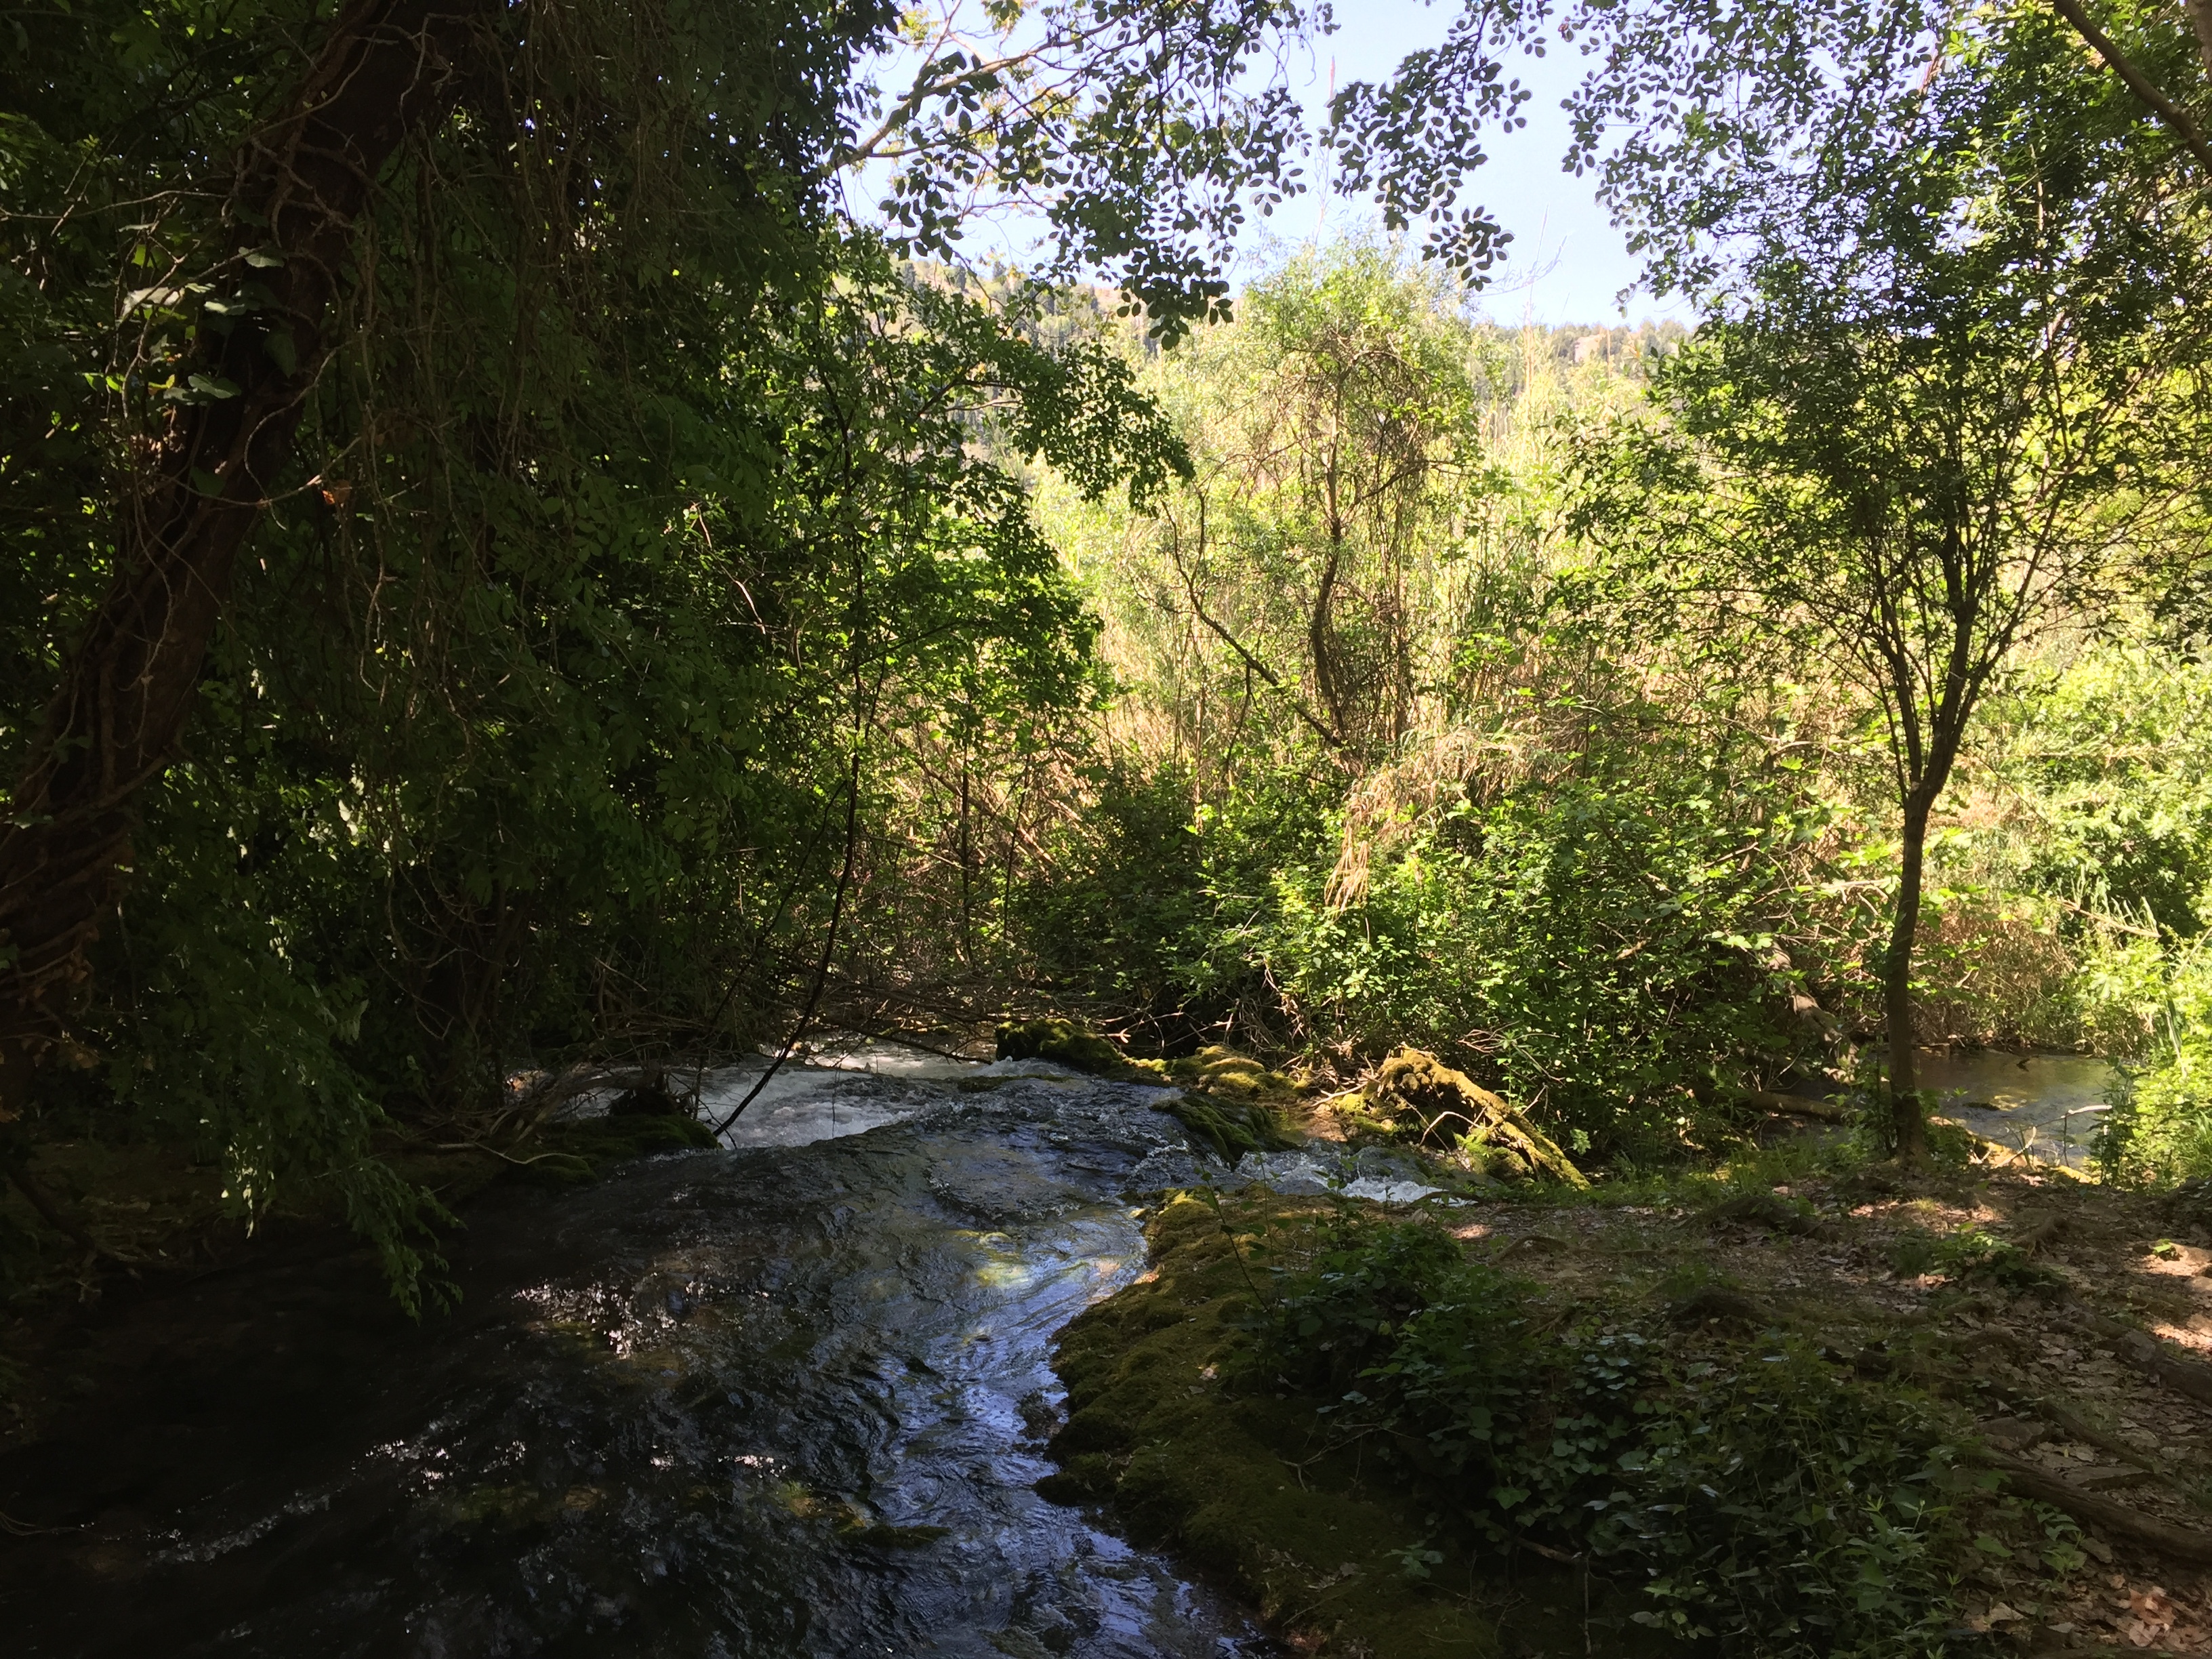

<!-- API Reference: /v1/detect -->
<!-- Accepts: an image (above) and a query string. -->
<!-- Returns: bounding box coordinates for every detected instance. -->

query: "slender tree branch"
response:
[2047,0,2212,176]
[709,745,864,1137]
[1168,495,1348,754]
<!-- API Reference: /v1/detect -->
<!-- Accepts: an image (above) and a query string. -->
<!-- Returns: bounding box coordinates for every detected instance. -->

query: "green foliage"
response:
[1250,732,1832,1154]
[869,1,1323,341]
[1984,648,2212,943]
[15,240,1166,1296]
[1552,0,2212,1149]
[1265,1206,1469,1389]
[1,0,1213,1295]
[1019,243,1856,1158]
[2097,964,2212,1183]
[1263,1214,1969,1657]
[1014,763,1213,1021]
[1887,1224,2064,1294]
[1946,646,2212,1181]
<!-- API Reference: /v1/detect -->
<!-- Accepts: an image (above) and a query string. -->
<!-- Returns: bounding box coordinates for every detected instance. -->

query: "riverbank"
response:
[1047,1150,2212,1656]
[0,1108,727,1451]
[9,1033,2205,1657]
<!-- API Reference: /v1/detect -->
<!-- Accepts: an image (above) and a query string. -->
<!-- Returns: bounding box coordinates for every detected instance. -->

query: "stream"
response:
[0,1057,1281,1658]
[0,1042,2130,1656]
[1915,1049,2116,1171]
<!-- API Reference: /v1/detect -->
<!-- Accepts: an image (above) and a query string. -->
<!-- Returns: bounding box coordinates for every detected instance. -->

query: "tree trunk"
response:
[0,0,488,1115]
[2190,0,2212,82]
[1886,796,1931,1161]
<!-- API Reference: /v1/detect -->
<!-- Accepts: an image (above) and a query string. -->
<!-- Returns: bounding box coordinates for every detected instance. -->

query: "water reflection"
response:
[1914,1050,2114,1170]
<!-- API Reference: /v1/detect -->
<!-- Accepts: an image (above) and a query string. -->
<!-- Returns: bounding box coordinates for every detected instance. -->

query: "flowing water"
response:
[0,1062,1280,1658]
[0,1042,2129,1656]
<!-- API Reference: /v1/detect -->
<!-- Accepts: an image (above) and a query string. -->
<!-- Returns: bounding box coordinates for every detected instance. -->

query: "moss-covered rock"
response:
[1355,1048,1587,1188]
[1153,1092,1297,1160]
[518,1113,718,1184]
[1162,1045,1295,1099]
[995,1018,1153,1078]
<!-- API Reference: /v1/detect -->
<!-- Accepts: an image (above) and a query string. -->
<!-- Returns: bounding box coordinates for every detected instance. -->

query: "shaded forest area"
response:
[5,0,2212,1297]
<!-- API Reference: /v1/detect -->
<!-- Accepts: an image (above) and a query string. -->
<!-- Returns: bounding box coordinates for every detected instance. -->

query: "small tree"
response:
[1574,12,2212,1154]
[1124,241,1494,772]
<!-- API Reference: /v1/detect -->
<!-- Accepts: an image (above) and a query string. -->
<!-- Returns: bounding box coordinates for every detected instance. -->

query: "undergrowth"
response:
[1258,1201,1971,1656]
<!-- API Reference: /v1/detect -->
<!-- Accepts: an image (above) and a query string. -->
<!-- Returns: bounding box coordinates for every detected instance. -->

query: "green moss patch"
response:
[996,1018,1157,1079]
[1343,1048,1589,1188]
[989,1025,1298,1156]
[1155,1092,1297,1160]
[1044,1195,1609,1658]
[1044,1188,2089,1658]
[1160,1045,1297,1099]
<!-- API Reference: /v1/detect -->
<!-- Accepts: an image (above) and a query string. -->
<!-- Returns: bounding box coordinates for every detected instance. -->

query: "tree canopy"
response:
[7,0,2212,1300]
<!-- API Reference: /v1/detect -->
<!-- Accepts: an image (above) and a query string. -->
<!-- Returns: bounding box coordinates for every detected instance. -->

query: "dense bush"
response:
[1012,712,1847,1155]
[1930,644,2212,1182]
[1253,743,1835,1154]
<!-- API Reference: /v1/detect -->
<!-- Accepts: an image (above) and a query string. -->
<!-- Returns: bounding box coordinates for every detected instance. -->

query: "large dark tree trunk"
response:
[1885,794,1933,1161]
[0,0,489,1115]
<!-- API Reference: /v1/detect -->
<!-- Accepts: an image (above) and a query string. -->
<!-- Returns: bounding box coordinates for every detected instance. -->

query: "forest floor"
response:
[1045,1103,2212,1658]
[1458,1162,2212,1652]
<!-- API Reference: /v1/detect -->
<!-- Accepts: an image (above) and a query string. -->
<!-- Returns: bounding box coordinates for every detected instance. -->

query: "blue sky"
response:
[849,2,1694,328]
[1255,0,1673,327]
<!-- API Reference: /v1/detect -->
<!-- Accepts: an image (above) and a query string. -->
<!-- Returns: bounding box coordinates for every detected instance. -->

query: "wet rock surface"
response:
[0,1076,1276,1658]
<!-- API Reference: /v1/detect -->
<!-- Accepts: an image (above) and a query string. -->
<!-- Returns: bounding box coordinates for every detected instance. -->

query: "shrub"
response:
[1261,1212,1968,1657]
[1251,749,1832,1156]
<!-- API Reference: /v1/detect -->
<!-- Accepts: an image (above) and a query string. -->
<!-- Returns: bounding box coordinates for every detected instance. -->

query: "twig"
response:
[432,1140,587,1169]
[1515,1536,1582,1565]
[711,745,864,1136]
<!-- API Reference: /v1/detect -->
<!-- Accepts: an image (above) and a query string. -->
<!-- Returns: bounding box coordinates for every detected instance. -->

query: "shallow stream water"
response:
[0,1042,2129,1655]
[1914,1049,2116,1170]
[0,1063,1279,1658]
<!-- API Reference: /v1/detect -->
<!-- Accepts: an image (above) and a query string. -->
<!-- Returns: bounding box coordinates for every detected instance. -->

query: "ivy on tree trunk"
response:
[0,0,487,1113]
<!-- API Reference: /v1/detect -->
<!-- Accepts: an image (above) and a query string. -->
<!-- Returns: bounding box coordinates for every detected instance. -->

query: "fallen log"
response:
[1744,1089,1851,1123]
[1362,1049,1588,1188]
[1983,1449,2212,1563]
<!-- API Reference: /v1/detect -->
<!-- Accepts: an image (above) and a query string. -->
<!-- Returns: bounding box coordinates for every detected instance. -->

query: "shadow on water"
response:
[1914,1049,2115,1170]
[0,1071,1279,1658]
